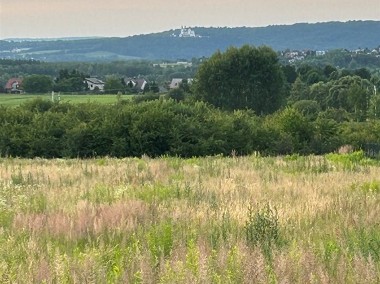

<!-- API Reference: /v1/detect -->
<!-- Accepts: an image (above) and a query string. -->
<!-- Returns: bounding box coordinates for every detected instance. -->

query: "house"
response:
[316,50,326,56]
[5,78,23,93]
[124,77,148,93]
[169,78,193,89]
[84,78,105,92]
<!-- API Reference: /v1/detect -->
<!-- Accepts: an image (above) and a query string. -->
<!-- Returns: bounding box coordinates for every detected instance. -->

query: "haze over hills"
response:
[0,21,379,62]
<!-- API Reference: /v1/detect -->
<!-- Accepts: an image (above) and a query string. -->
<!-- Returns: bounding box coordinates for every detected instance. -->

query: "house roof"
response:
[5,78,23,89]
[124,77,147,91]
[85,78,104,85]
[169,78,193,89]
[169,78,183,89]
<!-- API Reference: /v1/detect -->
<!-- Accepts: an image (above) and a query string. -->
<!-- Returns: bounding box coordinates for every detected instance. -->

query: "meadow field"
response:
[0,94,132,107]
[0,153,379,283]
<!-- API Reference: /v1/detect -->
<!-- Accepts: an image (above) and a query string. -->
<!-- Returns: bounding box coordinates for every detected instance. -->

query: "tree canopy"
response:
[22,75,53,93]
[104,77,124,94]
[194,45,285,114]
[54,69,87,92]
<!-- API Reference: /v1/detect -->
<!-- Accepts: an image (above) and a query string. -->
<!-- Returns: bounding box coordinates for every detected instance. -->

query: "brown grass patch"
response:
[12,199,149,239]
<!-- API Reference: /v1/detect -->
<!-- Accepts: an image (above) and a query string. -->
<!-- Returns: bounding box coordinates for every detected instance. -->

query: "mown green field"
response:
[0,153,379,283]
[0,94,133,107]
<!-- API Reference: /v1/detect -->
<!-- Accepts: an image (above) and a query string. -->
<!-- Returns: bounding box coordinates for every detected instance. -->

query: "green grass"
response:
[0,94,134,107]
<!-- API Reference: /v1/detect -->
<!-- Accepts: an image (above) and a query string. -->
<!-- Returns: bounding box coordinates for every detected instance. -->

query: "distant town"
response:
[280,46,380,64]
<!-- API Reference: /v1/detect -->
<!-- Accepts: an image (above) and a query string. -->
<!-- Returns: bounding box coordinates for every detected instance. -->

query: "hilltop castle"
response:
[171,26,201,38]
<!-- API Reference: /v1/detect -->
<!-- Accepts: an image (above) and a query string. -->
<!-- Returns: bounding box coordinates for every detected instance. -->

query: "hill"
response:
[1,21,379,61]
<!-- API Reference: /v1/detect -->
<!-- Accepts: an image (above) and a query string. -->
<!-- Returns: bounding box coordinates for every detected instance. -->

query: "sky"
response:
[0,0,379,39]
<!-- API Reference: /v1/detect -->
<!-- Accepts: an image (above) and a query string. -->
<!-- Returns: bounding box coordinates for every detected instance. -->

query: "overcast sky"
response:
[1,0,379,39]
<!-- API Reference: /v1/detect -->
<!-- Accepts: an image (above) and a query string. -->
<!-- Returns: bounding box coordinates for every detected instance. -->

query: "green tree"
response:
[104,77,124,94]
[354,68,371,80]
[323,65,337,79]
[54,69,87,92]
[281,65,298,84]
[22,75,53,93]
[327,75,373,120]
[311,118,341,154]
[309,81,331,109]
[318,108,351,123]
[194,45,285,114]
[167,88,186,101]
[347,81,371,121]
[305,70,325,85]
[149,81,160,93]
[292,100,321,120]
[179,79,191,93]
[271,107,313,153]
[288,77,310,103]
[297,64,314,81]
[369,91,380,118]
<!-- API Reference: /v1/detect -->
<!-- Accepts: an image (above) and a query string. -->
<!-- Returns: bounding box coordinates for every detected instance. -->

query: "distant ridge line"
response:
[1,21,379,61]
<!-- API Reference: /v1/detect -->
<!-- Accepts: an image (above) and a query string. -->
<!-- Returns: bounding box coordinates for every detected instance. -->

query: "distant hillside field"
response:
[1,21,379,61]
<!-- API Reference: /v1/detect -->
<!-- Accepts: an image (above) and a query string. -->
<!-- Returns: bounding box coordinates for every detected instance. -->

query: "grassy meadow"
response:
[0,153,380,283]
[0,94,132,107]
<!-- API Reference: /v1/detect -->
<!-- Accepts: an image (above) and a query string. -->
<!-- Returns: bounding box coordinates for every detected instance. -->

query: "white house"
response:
[316,50,326,56]
[169,78,193,89]
[85,78,105,91]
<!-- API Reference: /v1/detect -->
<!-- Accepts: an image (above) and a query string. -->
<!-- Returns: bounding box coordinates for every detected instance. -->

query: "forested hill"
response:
[1,21,379,61]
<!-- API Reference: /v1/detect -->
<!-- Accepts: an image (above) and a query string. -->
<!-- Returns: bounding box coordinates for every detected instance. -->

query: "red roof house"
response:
[5,78,23,93]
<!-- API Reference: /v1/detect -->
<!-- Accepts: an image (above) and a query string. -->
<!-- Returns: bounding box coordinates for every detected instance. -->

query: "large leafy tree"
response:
[104,77,124,94]
[326,75,373,120]
[194,45,285,114]
[22,75,53,93]
[289,77,310,103]
[54,69,87,92]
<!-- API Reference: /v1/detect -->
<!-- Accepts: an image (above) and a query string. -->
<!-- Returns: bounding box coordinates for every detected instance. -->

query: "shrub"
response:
[132,93,161,103]
[326,150,376,170]
[147,221,174,264]
[245,203,281,255]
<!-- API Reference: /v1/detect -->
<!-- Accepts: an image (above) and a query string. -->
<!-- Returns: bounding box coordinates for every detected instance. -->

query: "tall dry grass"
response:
[0,154,379,283]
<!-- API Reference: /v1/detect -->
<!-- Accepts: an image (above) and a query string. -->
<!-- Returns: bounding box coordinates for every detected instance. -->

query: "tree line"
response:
[0,97,379,158]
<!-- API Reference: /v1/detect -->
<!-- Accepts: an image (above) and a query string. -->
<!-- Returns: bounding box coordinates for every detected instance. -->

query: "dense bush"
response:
[0,98,379,158]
